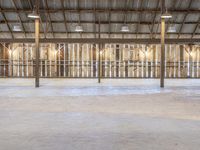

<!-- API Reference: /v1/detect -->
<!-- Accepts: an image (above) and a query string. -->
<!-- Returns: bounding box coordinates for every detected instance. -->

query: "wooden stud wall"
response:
[0,43,199,78]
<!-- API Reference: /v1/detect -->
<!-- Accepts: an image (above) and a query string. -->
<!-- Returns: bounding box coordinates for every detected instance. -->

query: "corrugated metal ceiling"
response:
[0,0,199,39]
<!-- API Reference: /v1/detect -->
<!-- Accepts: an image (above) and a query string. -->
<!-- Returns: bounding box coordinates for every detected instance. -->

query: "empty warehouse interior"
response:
[0,0,200,150]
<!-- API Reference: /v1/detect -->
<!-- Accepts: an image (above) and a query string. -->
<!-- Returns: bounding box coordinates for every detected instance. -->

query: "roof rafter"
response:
[77,0,82,37]
[0,7,14,39]
[165,0,180,36]
[60,0,68,36]
[122,0,130,38]
[93,0,97,38]
[11,0,26,37]
[177,0,193,38]
[191,16,200,38]
[108,0,111,38]
[150,0,160,38]
[135,0,144,38]
[44,0,55,38]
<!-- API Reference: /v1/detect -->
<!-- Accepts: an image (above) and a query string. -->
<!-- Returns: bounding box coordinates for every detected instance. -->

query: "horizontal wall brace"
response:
[0,38,199,44]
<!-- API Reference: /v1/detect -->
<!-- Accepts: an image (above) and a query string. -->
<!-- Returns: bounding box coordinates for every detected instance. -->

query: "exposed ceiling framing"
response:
[0,0,199,40]
[177,0,194,38]
[60,0,68,36]
[44,0,55,38]
[11,0,26,37]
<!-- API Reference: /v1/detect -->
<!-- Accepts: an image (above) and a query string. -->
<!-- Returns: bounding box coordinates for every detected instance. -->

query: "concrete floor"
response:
[0,79,200,150]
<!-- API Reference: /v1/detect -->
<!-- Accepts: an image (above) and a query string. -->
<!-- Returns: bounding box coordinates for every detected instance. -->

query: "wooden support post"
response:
[160,18,165,87]
[4,44,9,77]
[98,43,101,83]
[125,60,128,77]
[116,45,120,77]
[93,44,97,77]
[98,15,101,83]
[35,18,40,87]
[65,43,68,77]
[68,44,71,77]
[153,45,156,77]
[189,45,193,77]
[144,45,147,78]
[79,44,82,77]
[180,45,184,77]
[160,0,166,87]
[102,44,105,77]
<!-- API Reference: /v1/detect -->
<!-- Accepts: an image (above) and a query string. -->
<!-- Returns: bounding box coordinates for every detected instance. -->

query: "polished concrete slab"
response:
[0,79,200,150]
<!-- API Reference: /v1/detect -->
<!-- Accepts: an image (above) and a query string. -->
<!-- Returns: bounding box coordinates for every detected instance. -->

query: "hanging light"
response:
[75,25,83,32]
[167,25,176,33]
[161,10,172,19]
[13,25,22,32]
[28,6,40,19]
[28,10,40,19]
[121,25,129,32]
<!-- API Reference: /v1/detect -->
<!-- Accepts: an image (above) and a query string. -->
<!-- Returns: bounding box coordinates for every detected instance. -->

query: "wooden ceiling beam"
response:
[0,8,199,14]
[1,31,199,35]
[0,38,199,44]
[1,20,199,25]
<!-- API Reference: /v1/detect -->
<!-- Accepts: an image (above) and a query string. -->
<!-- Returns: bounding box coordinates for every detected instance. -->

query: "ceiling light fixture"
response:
[28,6,40,19]
[75,25,83,32]
[12,25,22,32]
[167,25,176,33]
[121,25,129,32]
[161,10,172,19]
